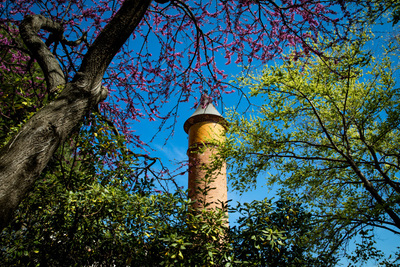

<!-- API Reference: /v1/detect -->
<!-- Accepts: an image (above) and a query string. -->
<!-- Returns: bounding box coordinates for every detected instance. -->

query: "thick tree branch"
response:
[79,0,151,82]
[294,88,400,230]
[346,157,400,229]
[0,0,152,230]
[356,124,400,194]
[20,15,65,93]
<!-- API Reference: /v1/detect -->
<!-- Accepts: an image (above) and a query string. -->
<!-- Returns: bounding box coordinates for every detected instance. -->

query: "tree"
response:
[230,197,338,266]
[0,0,150,229]
[223,35,400,262]
[0,26,46,146]
[0,0,355,229]
[348,0,400,25]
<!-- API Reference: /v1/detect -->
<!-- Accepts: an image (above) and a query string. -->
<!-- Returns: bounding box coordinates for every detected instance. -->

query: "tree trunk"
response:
[0,0,152,230]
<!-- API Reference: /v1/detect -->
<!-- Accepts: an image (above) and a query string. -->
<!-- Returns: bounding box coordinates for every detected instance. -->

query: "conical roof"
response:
[189,100,222,118]
[183,95,225,133]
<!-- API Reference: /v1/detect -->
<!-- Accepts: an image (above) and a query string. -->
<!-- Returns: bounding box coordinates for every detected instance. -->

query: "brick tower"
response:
[184,96,227,215]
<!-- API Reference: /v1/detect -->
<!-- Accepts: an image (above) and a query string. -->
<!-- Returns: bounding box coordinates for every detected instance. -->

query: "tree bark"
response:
[0,0,152,230]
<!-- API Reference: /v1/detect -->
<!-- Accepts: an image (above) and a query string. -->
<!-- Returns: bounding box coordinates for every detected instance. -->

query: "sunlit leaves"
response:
[0,25,47,147]
[230,198,337,266]
[224,33,400,261]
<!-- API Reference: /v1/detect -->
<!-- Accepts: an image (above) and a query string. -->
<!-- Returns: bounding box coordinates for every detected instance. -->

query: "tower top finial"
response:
[183,94,224,133]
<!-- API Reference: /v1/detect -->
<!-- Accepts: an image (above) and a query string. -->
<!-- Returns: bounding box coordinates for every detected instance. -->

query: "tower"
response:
[184,96,227,215]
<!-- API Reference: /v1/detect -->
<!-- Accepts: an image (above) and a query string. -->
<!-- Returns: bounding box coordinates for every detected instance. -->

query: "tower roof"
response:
[183,95,225,133]
[189,100,222,118]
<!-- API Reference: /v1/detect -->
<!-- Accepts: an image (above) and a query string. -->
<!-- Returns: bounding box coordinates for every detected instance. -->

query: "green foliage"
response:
[0,119,325,265]
[0,27,48,147]
[350,0,400,26]
[224,34,400,261]
[230,198,337,266]
[0,113,156,265]
[0,133,322,266]
[392,1,400,25]
[346,229,384,266]
[159,209,231,266]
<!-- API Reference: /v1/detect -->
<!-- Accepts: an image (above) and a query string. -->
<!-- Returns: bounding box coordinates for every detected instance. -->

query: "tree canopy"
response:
[223,33,400,264]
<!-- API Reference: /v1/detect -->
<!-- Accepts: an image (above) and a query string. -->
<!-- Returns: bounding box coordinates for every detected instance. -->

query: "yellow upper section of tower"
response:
[188,121,225,147]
